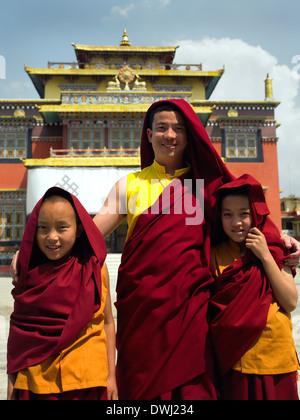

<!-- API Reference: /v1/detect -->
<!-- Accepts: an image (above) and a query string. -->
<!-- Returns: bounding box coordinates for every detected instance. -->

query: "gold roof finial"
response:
[265,73,274,100]
[120,28,131,47]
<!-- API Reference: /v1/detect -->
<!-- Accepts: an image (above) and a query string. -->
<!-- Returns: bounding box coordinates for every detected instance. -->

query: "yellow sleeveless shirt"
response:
[126,160,191,240]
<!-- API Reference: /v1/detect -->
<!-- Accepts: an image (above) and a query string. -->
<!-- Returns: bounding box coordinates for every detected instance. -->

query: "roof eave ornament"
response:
[265,73,274,101]
[120,29,131,47]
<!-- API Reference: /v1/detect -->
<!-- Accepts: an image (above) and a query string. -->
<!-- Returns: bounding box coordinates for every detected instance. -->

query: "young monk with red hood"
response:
[210,174,299,400]
[7,187,117,400]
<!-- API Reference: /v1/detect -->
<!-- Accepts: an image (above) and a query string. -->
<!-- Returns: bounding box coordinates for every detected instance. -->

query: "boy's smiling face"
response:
[36,198,79,261]
[221,194,252,244]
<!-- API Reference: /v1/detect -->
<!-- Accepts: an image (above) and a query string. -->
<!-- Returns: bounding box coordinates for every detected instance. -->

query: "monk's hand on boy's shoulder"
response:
[245,228,271,262]
[9,251,19,284]
[281,233,300,269]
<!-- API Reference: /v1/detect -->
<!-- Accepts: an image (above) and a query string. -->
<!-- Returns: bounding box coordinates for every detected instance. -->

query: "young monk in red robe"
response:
[7,187,117,400]
[210,174,299,400]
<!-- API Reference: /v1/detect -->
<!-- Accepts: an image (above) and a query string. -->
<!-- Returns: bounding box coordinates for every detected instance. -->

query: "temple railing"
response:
[47,62,203,71]
[50,147,140,158]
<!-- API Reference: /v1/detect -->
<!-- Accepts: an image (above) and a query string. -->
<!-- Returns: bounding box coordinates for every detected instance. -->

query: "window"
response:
[0,132,27,159]
[226,132,257,158]
[108,128,141,149]
[69,128,104,149]
[0,256,13,266]
[0,205,25,241]
[123,131,130,140]
[112,130,120,140]
[222,128,263,162]
[82,131,91,140]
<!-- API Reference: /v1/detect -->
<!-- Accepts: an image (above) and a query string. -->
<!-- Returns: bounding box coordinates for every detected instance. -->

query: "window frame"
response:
[221,127,264,163]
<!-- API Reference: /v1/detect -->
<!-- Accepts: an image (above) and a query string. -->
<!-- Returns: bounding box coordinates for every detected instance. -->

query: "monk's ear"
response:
[76,223,84,238]
[147,128,153,143]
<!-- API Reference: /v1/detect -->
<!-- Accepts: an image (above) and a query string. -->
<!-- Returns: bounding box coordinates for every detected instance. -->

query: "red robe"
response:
[116,99,234,400]
[7,187,107,375]
[210,174,290,377]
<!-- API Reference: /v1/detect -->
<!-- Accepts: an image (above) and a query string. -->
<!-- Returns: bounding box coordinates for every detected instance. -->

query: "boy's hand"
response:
[9,251,19,283]
[245,227,271,262]
[107,376,118,400]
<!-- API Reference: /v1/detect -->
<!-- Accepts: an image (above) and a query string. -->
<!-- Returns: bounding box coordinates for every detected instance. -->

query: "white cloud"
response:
[174,37,300,196]
[108,0,170,20]
[159,0,171,6]
[111,3,135,18]
[1,80,34,99]
[143,0,171,5]
[139,0,171,10]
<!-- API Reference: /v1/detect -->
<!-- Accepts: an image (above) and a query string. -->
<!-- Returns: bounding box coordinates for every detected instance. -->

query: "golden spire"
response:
[120,29,131,47]
[265,73,274,100]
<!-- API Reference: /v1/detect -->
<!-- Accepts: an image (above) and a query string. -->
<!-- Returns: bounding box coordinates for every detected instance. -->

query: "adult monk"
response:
[11,99,300,400]
[96,99,233,400]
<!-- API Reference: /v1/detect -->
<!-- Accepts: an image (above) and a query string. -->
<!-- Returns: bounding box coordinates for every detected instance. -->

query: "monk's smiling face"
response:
[147,110,188,175]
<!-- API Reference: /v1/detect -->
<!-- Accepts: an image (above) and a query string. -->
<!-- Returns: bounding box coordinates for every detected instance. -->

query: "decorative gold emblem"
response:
[14,108,26,118]
[265,74,274,100]
[107,75,121,91]
[227,108,238,118]
[132,74,147,91]
[120,29,131,47]
[107,65,147,92]
[118,65,136,90]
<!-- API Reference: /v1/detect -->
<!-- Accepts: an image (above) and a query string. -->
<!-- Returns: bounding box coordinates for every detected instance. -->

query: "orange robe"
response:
[14,265,108,394]
[210,239,299,375]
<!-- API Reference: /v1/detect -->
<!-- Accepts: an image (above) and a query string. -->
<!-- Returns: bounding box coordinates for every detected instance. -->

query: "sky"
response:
[0,0,299,196]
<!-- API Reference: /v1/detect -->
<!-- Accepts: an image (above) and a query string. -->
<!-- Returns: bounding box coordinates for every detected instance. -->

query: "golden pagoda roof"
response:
[23,156,141,167]
[72,29,178,54]
[24,30,224,99]
[25,65,222,77]
[37,103,213,125]
[193,100,280,107]
[25,64,224,99]
[37,103,213,115]
[72,43,179,53]
[0,99,60,105]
